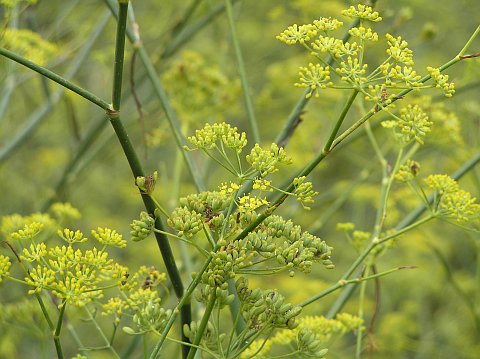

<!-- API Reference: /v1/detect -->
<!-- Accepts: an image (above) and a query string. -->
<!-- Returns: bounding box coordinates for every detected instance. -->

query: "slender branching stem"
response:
[0,47,110,110]
[225,0,260,143]
[186,292,217,359]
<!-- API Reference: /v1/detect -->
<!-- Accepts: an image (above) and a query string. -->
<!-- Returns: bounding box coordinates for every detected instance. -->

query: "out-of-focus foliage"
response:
[0,0,479,358]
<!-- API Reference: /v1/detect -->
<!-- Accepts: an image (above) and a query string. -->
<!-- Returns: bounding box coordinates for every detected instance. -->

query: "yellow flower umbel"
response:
[425,175,480,224]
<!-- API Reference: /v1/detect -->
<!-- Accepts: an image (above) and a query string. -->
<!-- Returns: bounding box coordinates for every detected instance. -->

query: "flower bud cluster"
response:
[195,285,234,308]
[296,327,329,357]
[244,215,334,272]
[130,211,155,242]
[246,143,292,176]
[183,320,225,352]
[236,277,302,331]
[202,242,253,289]
[292,176,319,209]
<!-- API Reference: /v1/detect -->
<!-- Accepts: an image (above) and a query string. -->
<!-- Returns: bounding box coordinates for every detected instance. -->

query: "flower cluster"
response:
[130,211,156,241]
[246,143,292,176]
[386,34,414,66]
[276,2,456,133]
[92,227,127,248]
[0,207,133,308]
[292,176,318,209]
[236,277,302,331]
[295,63,332,99]
[186,122,247,153]
[239,283,363,359]
[0,255,11,283]
[244,214,334,273]
[395,160,421,182]
[381,105,432,145]
[341,4,382,22]
[275,24,317,45]
[427,67,455,97]
[425,175,480,224]
[349,26,378,42]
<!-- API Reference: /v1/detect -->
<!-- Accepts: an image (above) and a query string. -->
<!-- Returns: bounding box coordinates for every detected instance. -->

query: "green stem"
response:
[457,25,480,57]
[85,306,121,358]
[161,0,242,59]
[0,47,110,110]
[225,0,260,143]
[149,253,215,359]
[186,292,217,359]
[111,1,129,111]
[53,299,67,359]
[355,266,368,359]
[0,12,111,165]
[104,0,206,192]
[300,266,414,307]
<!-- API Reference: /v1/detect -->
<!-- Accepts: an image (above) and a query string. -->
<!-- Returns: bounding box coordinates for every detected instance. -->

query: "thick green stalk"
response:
[106,2,190,356]
[0,47,110,110]
[225,0,260,143]
[103,0,205,191]
[186,292,217,359]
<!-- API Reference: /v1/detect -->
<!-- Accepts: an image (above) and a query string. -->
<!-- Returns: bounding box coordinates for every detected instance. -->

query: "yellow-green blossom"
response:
[92,227,127,248]
[349,26,378,42]
[10,222,44,241]
[386,34,414,65]
[0,255,11,283]
[295,63,333,98]
[342,5,382,22]
[276,23,317,45]
[57,228,87,244]
[313,17,343,32]
[427,67,455,97]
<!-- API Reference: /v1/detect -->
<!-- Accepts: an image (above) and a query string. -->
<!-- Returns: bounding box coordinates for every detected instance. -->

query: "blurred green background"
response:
[1,0,479,358]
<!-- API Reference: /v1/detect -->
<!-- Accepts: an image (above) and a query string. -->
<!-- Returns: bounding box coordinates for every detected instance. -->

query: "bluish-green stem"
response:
[171,0,203,36]
[160,0,242,59]
[0,12,111,164]
[106,3,190,357]
[186,292,217,359]
[224,0,260,143]
[0,47,110,110]
[104,0,205,192]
